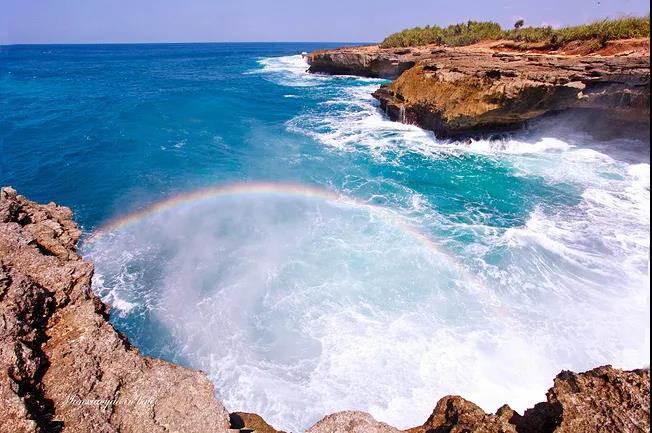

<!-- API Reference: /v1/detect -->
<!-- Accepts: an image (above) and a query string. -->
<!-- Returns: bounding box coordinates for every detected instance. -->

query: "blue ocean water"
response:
[1,43,649,431]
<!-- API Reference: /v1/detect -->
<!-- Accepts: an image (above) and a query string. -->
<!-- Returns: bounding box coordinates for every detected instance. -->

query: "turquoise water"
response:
[1,43,649,431]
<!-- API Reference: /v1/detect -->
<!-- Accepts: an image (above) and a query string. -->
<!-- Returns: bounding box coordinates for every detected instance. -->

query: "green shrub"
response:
[380,15,650,48]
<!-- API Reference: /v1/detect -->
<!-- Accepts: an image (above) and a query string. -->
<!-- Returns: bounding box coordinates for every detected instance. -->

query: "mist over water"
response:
[2,44,648,432]
[86,54,650,431]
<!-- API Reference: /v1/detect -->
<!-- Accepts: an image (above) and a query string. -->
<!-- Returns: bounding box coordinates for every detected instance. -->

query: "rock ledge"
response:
[307,41,650,137]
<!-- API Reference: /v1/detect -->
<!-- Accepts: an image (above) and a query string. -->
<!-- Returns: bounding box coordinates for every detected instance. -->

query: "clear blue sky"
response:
[1,0,649,44]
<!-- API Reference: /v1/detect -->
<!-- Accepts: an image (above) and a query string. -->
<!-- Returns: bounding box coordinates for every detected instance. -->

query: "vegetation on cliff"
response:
[380,15,650,48]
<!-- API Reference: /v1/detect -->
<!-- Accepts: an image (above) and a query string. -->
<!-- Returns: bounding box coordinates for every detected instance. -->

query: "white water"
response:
[85,54,650,432]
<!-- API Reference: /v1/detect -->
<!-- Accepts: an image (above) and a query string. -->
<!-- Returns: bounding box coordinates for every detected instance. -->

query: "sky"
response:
[1,0,649,44]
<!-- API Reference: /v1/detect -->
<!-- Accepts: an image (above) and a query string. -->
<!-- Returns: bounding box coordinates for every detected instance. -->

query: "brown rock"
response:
[0,187,231,433]
[306,411,401,433]
[230,412,287,433]
[546,365,650,433]
[307,44,650,137]
[306,45,427,79]
[411,396,518,433]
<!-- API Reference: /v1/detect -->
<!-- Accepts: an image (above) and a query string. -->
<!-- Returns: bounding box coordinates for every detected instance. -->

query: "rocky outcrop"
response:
[403,397,520,433]
[541,365,651,433]
[307,41,650,137]
[306,411,401,433]
[307,366,650,433]
[1,188,650,433]
[230,412,287,433]
[0,187,231,433]
[307,45,436,79]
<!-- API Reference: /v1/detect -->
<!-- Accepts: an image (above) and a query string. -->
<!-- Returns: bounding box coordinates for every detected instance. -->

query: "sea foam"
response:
[85,54,650,432]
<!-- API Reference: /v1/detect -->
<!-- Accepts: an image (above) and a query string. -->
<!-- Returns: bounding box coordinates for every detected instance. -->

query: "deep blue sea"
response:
[1,43,649,431]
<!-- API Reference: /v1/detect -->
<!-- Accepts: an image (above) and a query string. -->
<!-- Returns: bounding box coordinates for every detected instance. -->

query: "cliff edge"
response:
[0,187,230,433]
[306,40,650,137]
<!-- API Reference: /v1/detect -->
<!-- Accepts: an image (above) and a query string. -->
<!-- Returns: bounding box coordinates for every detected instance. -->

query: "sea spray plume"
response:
[83,185,518,431]
[83,182,480,284]
[78,49,650,431]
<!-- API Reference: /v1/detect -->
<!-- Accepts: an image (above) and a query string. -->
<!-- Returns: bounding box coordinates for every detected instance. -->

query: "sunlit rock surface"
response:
[307,41,650,137]
[0,187,230,433]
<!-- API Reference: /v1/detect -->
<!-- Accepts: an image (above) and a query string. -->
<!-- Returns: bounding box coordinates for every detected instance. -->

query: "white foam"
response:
[84,54,651,432]
[85,196,486,431]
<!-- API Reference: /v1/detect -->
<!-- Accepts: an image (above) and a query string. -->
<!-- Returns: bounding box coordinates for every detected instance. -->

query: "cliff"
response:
[306,40,650,137]
[1,187,650,433]
[0,187,230,433]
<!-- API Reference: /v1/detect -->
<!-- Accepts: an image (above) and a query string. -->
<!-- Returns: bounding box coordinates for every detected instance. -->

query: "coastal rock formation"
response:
[542,365,651,433]
[0,187,230,433]
[403,397,520,433]
[307,41,650,137]
[307,45,434,79]
[1,187,650,433]
[230,412,287,433]
[306,411,401,433]
[306,366,650,433]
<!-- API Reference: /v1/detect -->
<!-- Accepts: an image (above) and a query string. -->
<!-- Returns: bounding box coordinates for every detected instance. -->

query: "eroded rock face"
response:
[230,412,287,433]
[306,366,650,433]
[546,366,650,433]
[306,45,429,79]
[404,396,519,433]
[306,411,402,433]
[307,42,650,137]
[0,187,231,433]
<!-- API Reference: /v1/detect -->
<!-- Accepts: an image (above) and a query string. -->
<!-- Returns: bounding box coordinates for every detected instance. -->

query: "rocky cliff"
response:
[306,40,650,137]
[1,187,650,433]
[0,187,230,433]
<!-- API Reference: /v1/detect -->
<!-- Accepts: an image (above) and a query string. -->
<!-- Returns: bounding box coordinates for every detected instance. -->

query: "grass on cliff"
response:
[380,16,650,48]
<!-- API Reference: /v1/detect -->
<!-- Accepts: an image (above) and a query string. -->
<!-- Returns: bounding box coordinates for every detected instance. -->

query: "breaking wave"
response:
[85,54,650,432]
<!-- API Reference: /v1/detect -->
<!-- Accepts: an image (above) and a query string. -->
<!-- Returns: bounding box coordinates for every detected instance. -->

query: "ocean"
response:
[1,43,649,431]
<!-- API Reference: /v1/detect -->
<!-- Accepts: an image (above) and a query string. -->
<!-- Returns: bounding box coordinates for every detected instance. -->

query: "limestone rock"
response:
[306,411,401,433]
[546,365,650,433]
[407,396,519,433]
[0,187,231,433]
[230,412,287,433]
[307,43,650,137]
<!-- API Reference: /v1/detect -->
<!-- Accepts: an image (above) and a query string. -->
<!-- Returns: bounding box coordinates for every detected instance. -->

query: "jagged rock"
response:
[405,396,519,433]
[307,45,431,79]
[0,187,231,433]
[306,411,401,433]
[230,412,286,433]
[307,42,650,137]
[545,366,650,433]
[307,366,650,433]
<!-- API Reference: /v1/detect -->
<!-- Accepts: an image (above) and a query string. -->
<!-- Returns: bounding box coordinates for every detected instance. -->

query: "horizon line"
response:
[0,40,377,47]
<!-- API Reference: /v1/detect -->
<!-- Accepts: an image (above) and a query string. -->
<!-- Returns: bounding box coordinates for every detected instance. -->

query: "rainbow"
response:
[83,181,480,285]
